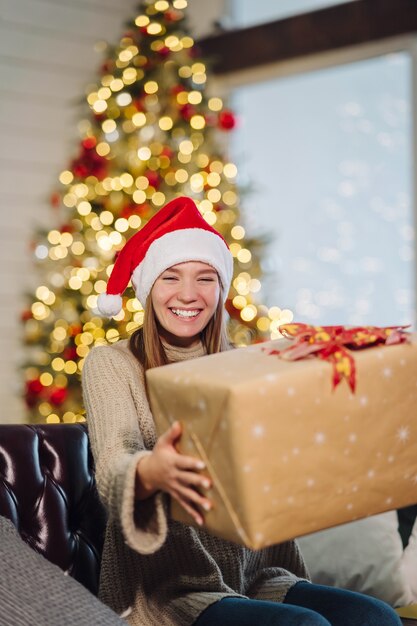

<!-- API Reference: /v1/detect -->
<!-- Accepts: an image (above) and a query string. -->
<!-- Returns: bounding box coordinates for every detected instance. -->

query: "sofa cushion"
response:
[0,515,122,625]
[298,511,417,607]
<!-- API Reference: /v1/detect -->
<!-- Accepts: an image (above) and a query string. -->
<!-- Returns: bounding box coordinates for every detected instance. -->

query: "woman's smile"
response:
[170,307,201,319]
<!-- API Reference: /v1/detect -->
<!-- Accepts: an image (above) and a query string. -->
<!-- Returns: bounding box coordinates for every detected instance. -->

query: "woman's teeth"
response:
[171,309,199,318]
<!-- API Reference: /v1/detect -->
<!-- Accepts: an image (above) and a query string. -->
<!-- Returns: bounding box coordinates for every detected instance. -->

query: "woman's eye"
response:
[162,276,178,281]
[198,277,215,282]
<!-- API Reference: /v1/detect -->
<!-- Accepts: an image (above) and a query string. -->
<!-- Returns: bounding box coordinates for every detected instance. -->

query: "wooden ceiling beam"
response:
[197,0,417,74]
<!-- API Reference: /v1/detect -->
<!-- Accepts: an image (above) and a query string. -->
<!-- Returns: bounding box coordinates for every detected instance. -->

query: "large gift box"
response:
[146,325,417,550]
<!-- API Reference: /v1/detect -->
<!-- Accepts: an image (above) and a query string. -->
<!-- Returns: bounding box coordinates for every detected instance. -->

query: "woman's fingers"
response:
[174,494,204,526]
[175,453,206,472]
[177,469,211,490]
[172,484,212,526]
[174,484,212,513]
[159,420,182,446]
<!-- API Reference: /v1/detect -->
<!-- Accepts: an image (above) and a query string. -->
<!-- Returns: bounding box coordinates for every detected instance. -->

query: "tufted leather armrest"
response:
[0,423,106,596]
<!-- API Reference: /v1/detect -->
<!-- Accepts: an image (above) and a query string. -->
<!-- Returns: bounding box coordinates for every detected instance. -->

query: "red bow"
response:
[264,323,410,392]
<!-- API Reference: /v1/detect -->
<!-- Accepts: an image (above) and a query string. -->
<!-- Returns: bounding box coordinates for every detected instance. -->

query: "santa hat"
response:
[97,196,233,317]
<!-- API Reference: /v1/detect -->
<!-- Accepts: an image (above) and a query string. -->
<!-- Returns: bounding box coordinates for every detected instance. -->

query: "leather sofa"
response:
[0,421,416,626]
[0,423,106,596]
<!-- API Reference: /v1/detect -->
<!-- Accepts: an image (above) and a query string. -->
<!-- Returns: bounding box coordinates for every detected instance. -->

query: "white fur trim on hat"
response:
[97,293,123,317]
[132,228,233,304]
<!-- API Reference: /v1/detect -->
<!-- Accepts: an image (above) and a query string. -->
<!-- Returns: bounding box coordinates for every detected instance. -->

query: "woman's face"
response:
[151,261,221,348]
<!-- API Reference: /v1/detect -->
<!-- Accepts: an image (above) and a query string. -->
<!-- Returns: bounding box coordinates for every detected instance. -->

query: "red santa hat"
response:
[97,196,234,317]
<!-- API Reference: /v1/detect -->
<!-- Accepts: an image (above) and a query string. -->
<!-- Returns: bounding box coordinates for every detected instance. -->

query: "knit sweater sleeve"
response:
[82,345,168,555]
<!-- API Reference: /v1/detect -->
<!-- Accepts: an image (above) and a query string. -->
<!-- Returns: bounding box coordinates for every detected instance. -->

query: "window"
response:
[231,52,414,326]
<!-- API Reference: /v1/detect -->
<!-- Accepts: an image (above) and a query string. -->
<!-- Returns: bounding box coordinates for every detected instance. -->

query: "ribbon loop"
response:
[265,323,410,392]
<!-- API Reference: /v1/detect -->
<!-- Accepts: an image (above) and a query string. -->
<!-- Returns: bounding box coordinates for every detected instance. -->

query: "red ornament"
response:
[131,202,152,219]
[170,85,185,96]
[121,202,152,219]
[21,309,33,322]
[145,170,160,189]
[158,46,171,58]
[82,137,96,150]
[161,146,173,158]
[72,164,88,178]
[60,223,74,233]
[63,347,78,361]
[138,202,153,218]
[49,387,68,407]
[224,299,242,322]
[26,379,43,395]
[179,103,195,121]
[121,203,137,218]
[133,97,145,111]
[101,60,114,73]
[139,202,153,217]
[70,140,108,180]
[165,8,183,22]
[69,324,82,337]
[218,110,236,131]
[50,192,60,208]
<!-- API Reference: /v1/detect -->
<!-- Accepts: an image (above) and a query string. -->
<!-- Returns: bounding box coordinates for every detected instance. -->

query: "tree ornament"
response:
[218,110,237,130]
[49,387,68,406]
[21,310,33,322]
[50,192,61,208]
[26,379,43,395]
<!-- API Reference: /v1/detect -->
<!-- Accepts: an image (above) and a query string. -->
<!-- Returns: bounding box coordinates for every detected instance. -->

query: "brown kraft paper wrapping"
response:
[146,334,417,550]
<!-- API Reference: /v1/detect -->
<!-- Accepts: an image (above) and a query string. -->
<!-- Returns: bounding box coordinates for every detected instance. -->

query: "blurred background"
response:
[0,0,416,423]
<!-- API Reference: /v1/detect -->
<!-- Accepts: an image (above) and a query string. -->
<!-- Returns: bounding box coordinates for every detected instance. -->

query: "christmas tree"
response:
[22,0,293,424]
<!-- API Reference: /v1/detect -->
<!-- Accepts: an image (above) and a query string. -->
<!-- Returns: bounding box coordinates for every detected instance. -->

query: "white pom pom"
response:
[97,293,123,317]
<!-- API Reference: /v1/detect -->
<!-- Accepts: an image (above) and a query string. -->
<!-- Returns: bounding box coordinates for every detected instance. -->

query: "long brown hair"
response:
[129,289,230,371]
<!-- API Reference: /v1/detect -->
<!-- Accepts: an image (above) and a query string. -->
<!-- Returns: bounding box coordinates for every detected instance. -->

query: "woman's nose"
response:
[177,280,198,302]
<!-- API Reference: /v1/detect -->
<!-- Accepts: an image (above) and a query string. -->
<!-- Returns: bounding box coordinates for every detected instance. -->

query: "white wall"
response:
[0,0,225,423]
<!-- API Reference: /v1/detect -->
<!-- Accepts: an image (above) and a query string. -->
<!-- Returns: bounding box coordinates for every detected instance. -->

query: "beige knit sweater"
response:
[82,338,309,626]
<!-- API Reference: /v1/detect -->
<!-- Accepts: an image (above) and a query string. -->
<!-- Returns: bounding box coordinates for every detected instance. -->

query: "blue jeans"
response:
[194,581,402,626]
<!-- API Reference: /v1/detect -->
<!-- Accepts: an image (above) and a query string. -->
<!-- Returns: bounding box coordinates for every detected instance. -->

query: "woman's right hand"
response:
[135,421,212,526]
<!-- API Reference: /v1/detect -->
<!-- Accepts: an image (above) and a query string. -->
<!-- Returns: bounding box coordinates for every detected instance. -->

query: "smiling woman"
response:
[81,195,402,626]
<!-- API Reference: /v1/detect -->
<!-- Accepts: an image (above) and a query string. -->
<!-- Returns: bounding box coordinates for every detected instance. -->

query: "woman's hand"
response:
[135,421,212,526]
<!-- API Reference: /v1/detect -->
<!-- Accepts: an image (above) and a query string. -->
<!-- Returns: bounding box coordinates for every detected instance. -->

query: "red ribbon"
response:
[264,323,410,392]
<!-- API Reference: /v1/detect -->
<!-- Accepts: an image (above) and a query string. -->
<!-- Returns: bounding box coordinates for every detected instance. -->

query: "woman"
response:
[82,196,401,626]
